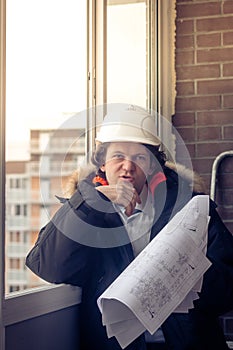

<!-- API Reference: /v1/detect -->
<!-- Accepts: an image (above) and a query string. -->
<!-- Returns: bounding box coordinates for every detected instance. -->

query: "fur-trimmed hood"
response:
[63,162,206,199]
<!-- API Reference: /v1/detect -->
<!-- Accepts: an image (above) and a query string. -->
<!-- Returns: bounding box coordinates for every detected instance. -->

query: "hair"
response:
[91,142,167,180]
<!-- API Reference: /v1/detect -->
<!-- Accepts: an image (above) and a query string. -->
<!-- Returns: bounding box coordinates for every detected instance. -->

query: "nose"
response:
[122,157,135,172]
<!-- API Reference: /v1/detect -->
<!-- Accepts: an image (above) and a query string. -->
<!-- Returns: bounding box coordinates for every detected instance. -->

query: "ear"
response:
[100,164,106,172]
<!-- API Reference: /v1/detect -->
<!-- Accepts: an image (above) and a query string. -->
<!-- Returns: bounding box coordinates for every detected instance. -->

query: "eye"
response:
[135,155,147,162]
[112,153,125,160]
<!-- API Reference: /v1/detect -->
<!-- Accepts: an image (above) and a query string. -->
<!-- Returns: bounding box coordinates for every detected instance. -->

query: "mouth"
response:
[119,175,134,183]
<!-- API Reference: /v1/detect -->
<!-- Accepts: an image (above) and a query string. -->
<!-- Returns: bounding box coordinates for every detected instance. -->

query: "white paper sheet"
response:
[97,195,212,349]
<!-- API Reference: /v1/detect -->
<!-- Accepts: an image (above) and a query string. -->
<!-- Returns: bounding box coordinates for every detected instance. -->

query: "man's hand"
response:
[96,180,141,216]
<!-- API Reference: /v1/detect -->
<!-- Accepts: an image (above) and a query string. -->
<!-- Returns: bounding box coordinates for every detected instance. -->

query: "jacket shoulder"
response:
[164,161,207,194]
[63,165,96,198]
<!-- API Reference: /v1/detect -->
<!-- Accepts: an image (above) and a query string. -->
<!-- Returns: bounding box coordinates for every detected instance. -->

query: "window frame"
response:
[0,0,6,346]
[0,0,176,348]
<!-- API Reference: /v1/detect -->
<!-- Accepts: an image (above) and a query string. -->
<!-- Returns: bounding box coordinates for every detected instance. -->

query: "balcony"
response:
[29,160,81,176]
[30,138,85,155]
[7,244,31,258]
[30,215,59,231]
[6,189,30,203]
[30,190,60,205]
[6,216,30,229]
[7,269,28,283]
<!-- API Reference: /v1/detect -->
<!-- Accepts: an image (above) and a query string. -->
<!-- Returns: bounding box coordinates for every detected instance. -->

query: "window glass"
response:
[107,0,148,108]
[5,0,87,294]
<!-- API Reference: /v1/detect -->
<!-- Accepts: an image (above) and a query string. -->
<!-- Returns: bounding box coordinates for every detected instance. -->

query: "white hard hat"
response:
[96,105,160,146]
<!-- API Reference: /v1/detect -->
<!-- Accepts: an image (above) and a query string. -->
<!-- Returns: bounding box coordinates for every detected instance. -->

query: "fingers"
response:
[116,181,141,216]
[124,203,135,217]
[124,192,140,216]
[96,181,141,216]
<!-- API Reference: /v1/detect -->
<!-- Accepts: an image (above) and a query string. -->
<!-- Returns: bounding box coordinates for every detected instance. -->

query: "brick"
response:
[197,48,233,63]
[176,143,195,158]
[176,2,221,19]
[176,64,220,80]
[196,142,233,157]
[223,0,233,14]
[197,79,233,94]
[223,125,233,140]
[186,143,196,158]
[176,95,221,111]
[223,63,233,77]
[216,209,233,232]
[223,31,233,46]
[218,173,233,189]
[197,17,233,32]
[175,127,195,142]
[219,156,233,172]
[223,95,233,108]
[176,81,195,95]
[197,111,233,125]
[176,19,194,36]
[197,126,221,141]
[197,33,221,48]
[218,206,233,221]
[176,35,194,50]
[217,193,233,208]
[192,158,214,174]
[176,50,194,65]
[172,112,195,127]
[216,189,233,205]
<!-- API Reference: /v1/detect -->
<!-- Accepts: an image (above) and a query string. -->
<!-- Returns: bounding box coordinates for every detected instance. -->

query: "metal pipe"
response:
[210,150,233,201]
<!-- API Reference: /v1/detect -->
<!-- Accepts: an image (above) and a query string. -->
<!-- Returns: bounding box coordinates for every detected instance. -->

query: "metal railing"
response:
[210,150,233,201]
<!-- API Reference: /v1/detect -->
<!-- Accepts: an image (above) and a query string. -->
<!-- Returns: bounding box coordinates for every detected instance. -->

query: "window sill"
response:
[3,284,82,326]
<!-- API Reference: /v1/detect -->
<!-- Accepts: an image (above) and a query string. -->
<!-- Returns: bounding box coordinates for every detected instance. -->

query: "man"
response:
[26,105,233,349]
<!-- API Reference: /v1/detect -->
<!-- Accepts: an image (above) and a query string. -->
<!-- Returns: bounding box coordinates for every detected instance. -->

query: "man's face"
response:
[101,142,154,194]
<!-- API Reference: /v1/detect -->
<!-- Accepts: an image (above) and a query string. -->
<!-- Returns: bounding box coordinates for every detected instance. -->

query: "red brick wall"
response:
[173,0,233,233]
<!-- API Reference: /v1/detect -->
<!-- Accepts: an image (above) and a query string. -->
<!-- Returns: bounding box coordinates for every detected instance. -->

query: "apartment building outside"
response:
[5,128,85,294]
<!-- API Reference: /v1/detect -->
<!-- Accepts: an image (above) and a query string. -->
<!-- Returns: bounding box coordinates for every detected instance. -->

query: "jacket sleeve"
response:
[194,200,233,316]
[25,187,101,287]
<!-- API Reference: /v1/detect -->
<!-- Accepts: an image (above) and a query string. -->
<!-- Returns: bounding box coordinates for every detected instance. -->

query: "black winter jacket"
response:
[26,165,233,350]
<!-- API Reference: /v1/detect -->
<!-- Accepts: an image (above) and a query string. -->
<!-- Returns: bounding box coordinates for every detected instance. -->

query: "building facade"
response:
[5,128,85,293]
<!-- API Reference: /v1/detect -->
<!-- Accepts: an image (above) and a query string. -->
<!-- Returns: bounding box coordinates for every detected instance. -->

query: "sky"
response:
[5,1,147,161]
[6,0,87,160]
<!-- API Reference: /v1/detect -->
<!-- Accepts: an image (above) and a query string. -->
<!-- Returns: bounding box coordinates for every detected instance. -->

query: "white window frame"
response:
[0,0,6,346]
[0,0,176,348]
